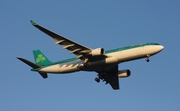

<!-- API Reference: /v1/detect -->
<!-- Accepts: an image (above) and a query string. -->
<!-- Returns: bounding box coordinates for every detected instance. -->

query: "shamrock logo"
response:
[36,54,46,63]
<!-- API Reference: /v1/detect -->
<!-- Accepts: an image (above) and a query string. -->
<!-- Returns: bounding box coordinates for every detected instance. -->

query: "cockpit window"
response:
[144,43,160,45]
[155,43,160,45]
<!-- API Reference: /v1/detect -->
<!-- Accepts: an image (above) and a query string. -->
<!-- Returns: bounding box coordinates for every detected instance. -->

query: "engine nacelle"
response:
[90,48,104,56]
[117,69,131,78]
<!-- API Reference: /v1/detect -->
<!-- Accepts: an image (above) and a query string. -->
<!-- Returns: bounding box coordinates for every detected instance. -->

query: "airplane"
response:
[17,20,164,90]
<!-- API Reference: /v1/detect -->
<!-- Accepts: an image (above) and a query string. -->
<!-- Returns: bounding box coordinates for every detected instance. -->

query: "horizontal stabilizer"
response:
[38,72,48,78]
[17,57,41,69]
[17,57,48,79]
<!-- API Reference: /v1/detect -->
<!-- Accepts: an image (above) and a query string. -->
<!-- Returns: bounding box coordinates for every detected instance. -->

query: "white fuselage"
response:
[39,45,164,74]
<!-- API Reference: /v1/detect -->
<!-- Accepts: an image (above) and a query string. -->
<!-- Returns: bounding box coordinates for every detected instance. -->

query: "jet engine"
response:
[118,69,131,78]
[90,48,104,56]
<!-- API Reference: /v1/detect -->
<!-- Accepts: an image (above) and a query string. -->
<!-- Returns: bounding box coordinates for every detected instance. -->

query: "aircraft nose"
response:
[160,45,164,50]
[159,45,164,51]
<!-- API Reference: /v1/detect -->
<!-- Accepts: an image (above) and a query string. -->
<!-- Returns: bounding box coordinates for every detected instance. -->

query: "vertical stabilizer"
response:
[33,50,53,66]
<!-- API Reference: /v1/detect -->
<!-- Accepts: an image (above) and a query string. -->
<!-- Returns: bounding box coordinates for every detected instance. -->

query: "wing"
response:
[104,65,119,90]
[30,20,92,62]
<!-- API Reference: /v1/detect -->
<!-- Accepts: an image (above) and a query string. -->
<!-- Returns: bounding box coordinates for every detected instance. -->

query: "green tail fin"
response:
[33,50,53,66]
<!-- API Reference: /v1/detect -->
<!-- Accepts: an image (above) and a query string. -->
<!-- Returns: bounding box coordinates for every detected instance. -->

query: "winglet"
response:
[30,20,36,25]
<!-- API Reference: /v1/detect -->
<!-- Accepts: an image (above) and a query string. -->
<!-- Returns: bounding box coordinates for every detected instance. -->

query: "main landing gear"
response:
[94,73,109,84]
[146,55,150,62]
[95,77,100,83]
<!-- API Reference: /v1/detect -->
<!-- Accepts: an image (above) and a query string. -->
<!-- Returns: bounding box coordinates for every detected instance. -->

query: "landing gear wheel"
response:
[78,64,84,70]
[95,77,100,83]
[146,55,150,62]
[146,59,150,62]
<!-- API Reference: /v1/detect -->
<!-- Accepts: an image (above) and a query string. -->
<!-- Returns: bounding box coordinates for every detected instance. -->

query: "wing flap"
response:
[62,44,75,49]
[54,39,64,44]
[105,65,119,90]
[70,49,81,54]
[107,73,119,90]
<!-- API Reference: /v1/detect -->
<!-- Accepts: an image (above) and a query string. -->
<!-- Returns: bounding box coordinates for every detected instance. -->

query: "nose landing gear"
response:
[146,55,150,62]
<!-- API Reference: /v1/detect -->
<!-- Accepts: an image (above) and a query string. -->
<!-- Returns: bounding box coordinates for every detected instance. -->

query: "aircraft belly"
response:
[58,63,80,73]
[86,56,119,70]
[39,63,80,74]
[39,64,61,73]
